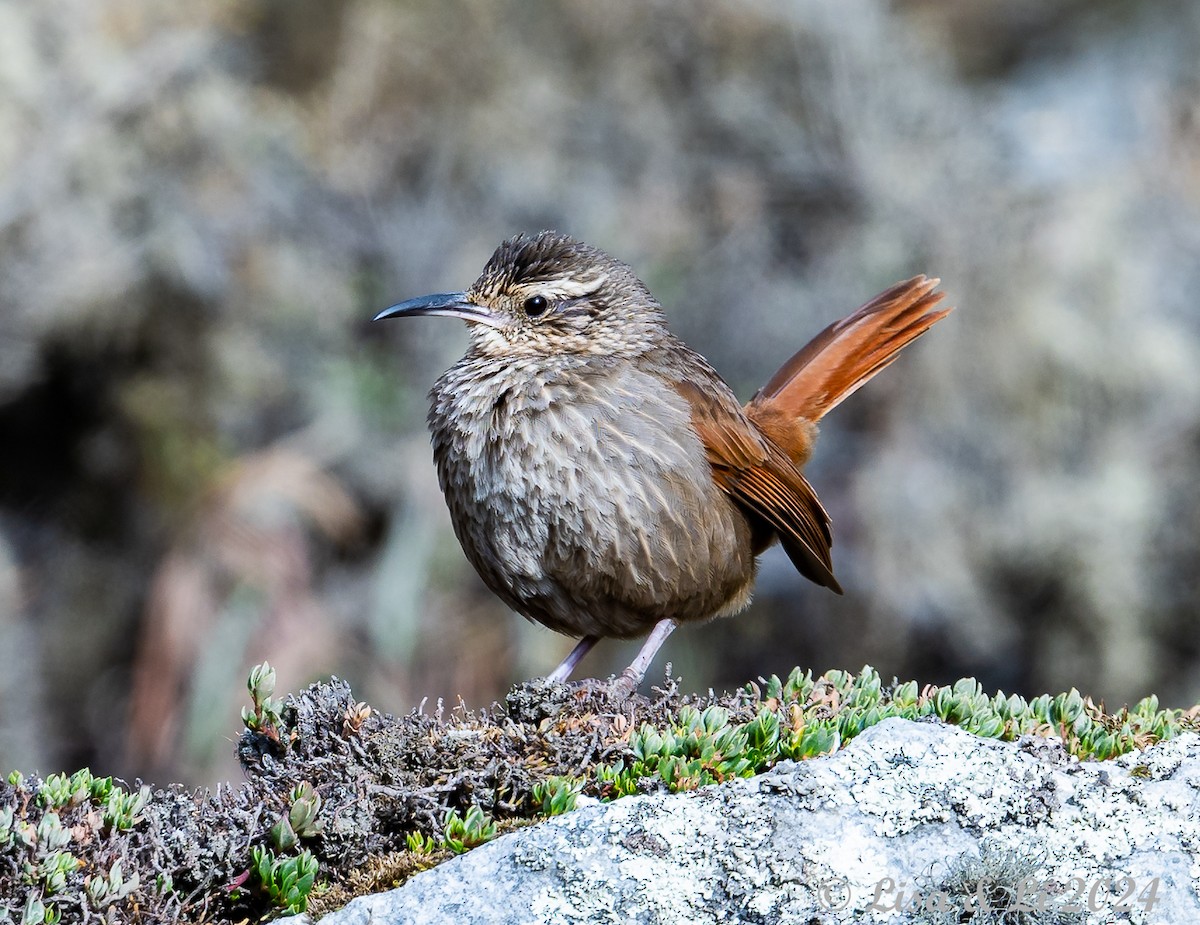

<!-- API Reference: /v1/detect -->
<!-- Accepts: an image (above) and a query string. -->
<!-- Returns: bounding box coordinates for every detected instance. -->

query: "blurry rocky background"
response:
[1,0,1198,787]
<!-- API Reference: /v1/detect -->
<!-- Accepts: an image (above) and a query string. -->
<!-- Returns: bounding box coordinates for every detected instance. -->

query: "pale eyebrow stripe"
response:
[530,273,609,299]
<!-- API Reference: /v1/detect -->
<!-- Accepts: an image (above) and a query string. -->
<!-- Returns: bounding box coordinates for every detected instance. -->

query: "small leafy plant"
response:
[440,806,497,855]
[531,776,583,816]
[271,781,324,852]
[85,860,141,908]
[242,661,286,742]
[404,805,499,857]
[250,847,319,914]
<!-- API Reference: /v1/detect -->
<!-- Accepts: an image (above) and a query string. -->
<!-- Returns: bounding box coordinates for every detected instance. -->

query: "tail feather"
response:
[749,275,951,425]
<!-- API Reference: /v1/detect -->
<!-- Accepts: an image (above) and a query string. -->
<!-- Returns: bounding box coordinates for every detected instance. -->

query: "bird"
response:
[375,232,951,692]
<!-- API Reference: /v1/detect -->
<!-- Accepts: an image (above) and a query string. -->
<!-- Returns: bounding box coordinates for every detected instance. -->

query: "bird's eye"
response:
[523,295,550,317]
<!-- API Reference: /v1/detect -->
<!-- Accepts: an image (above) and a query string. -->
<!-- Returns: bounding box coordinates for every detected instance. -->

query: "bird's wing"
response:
[673,378,842,593]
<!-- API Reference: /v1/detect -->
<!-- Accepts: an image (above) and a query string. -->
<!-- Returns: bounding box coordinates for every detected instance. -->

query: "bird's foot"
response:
[610,669,641,699]
[506,673,636,722]
[551,674,639,700]
[508,672,633,710]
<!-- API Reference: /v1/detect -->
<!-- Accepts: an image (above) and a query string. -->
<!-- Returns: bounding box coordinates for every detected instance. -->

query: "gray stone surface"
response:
[293,718,1200,924]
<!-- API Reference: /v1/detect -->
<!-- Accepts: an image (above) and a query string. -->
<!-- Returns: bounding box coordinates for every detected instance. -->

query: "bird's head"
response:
[375,232,670,359]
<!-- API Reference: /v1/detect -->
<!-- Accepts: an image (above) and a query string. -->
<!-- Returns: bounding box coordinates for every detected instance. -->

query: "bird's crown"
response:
[460,231,667,358]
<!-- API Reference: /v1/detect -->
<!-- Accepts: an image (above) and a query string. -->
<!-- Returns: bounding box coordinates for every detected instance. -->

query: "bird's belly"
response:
[430,365,756,638]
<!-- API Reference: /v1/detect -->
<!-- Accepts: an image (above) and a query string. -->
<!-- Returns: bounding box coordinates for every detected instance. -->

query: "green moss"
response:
[3,666,1196,923]
[578,666,1198,800]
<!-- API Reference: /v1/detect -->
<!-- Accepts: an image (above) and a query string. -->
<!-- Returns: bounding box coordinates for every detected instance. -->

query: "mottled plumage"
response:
[429,343,757,639]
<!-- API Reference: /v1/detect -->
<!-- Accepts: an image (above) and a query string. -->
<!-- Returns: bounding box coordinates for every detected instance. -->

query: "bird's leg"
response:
[547,635,600,683]
[615,618,678,694]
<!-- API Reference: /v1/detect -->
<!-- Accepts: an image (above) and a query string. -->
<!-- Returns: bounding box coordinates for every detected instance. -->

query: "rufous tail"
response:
[747,275,951,440]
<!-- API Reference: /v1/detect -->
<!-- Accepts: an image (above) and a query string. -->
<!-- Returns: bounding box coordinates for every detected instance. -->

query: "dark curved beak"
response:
[373,292,501,327]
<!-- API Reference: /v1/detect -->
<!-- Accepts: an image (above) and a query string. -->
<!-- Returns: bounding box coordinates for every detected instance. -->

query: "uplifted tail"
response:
[749,275,951,426]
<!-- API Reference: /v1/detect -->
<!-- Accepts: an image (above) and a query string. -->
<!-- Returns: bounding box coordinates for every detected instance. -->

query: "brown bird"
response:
[376,232,951,691]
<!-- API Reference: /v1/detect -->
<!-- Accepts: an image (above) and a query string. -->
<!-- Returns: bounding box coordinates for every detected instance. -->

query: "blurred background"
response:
[2,0,1199,787]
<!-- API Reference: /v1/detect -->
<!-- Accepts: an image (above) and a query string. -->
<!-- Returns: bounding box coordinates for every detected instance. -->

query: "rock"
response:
[290,718,1200,924]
